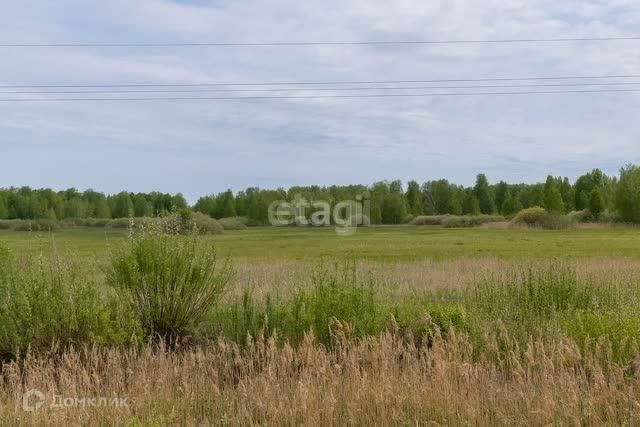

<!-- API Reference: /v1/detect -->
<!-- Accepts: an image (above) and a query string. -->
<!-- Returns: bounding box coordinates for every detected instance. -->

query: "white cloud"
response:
[0,0,639,198]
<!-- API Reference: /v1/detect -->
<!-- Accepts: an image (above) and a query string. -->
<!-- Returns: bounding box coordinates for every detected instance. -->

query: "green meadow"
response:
[2,225,639,261]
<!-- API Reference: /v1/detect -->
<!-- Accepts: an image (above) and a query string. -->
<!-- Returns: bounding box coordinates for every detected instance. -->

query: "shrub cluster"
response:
[108,229,232,341]
[410,215,505,228]
[0,244,138,359]
[218,216,248,230]
[511,207,573,229]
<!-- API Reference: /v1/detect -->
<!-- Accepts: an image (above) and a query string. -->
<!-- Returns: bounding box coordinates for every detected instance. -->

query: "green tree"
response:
[501,192,515,216]
[133,194,153,217]
[615,165,640,223]
[463,191,481,216]
[381,194,407,224]
[0,194,7,219]
[221,190,236,218]
[544,176,565,213]
[112,192,134,218]
[405,180,423,215]
[589,187,604,220]
[578,191,590,212]
[473,174,496,214]
[494,181,509,214]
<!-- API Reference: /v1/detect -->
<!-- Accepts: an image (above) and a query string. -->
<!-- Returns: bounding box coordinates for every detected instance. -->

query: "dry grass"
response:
[2,326,640,425]
[229,257,640,297]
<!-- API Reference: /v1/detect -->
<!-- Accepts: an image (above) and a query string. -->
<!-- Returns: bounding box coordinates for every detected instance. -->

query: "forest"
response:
[2,164,640,225]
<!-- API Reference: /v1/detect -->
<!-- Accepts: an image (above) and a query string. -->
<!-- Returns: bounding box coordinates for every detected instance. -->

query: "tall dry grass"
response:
[2,326,639,425]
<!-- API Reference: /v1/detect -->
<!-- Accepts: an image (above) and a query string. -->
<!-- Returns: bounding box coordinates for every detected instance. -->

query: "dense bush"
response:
[441,215,504,228]
[108,230,232,341]
[0,247,138,359]
[410,215,504,228]
[410,215,450,226]
[566,209,592,223]
[512,207,547,226]
[218,216,248,230]
[186,212,224,234]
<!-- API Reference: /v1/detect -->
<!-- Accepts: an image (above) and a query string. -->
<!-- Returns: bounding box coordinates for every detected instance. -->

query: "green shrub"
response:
[410,215,449,226]
[393,301,469,344]
[108,231,232,340]
[219,217,248,230]
[0,250,138,359]
[211,262,386,346]
[411,215,504,228]
[188,212,224,235]
[512,207,547,226]
[538,212,572,230]
[567,210,592,223]
[441,215,504,228]
[107,217,135,229]
[11,219,59,232]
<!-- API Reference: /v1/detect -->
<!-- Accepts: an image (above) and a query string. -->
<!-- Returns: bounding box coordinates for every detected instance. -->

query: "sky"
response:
[1,0,639,202]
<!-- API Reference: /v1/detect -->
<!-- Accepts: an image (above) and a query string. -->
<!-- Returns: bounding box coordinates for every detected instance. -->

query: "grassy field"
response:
[2,225,640,424]
[2,225,640,261]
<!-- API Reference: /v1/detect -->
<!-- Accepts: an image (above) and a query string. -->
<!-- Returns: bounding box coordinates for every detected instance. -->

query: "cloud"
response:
[0,0,639,200]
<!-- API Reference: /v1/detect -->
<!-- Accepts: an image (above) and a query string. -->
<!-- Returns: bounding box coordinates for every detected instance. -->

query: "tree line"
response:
[0,188,187,220]
[2,165,640,224]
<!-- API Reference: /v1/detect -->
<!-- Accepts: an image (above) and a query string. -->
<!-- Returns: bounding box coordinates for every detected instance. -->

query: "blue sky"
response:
[1,0,639,202]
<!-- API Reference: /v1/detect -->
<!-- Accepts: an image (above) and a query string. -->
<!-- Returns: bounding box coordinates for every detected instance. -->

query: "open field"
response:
[2,225,640,261]
[2,225,640,424]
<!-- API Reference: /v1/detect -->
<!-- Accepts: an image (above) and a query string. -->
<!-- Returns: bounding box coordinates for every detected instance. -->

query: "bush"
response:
[211,262,385,346]
[512,207,547,226]
[108,231,233,341]
[0,249,138,359]
[410,215,449,226]
[538,212,572,230]
[188,212,224,235]
[441,215,504,228]
[567,210,592,223]
[10,219,59,232]
[512,208,574,229]
[410,215,504,228]
[219,217,248,230]
[0,220,11,230]
[107,217,135,229]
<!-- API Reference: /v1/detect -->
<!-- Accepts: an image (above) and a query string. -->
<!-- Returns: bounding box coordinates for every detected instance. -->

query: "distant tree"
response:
[616,165,640,223]
[133,194,153,217]
[589,187,604,220]
[221,190,236,218]
[559,177,575,212]
[473,174,496,214]
[112,192,133,218]
[501,192,515,216]
[95,198,111,218]
[578,191,590,212]
[405,180,423,215]
[389,180,403,194]
[463,190,482,216]
[0,194,7,219]
[171,194,188,211]
[64,197,87,218]
[494,181,509,214]
[381,194,407,224]
[544,176,565,213]
[574,169,605,210]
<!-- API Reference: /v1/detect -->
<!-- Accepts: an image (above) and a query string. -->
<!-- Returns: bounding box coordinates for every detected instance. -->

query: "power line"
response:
[2,81,640,95]
[1,74,639,89]
[1,36,639,48]
[1,88,639,102]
